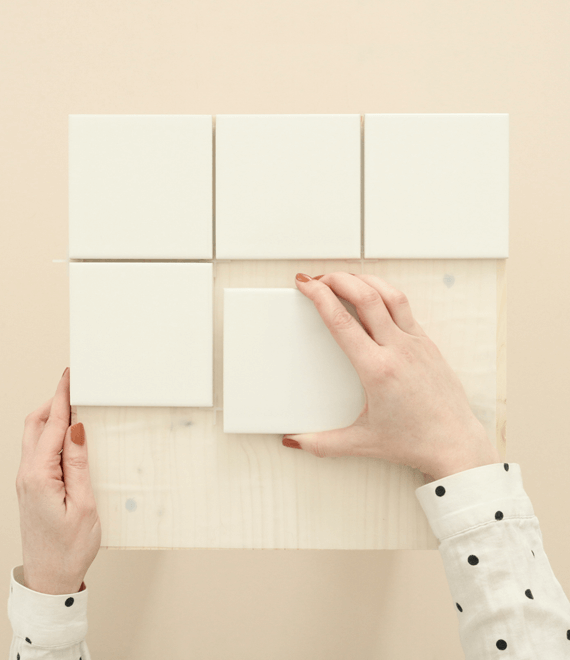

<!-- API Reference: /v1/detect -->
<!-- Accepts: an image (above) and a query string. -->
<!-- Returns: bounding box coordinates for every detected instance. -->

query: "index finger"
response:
[35,367,71,460]
[295,273,380,375]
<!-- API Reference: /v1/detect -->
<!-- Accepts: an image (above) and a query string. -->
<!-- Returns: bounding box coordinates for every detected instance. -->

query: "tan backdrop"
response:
[1,1,569,657]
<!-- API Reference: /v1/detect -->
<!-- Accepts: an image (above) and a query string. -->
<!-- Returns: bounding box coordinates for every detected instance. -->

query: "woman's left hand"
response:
[16,367,101,594]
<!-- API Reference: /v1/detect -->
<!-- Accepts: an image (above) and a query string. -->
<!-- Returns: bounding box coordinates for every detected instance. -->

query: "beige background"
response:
[1,1,568,657]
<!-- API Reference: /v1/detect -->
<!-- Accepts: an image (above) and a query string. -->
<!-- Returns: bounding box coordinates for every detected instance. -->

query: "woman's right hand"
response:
[282,272,501,483]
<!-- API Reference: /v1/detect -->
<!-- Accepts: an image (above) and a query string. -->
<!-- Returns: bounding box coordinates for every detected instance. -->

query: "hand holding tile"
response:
[16,368,101,595]
[285,272,501,481]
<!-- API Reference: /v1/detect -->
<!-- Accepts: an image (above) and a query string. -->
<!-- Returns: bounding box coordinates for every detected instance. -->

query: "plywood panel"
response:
[71,258,505,550]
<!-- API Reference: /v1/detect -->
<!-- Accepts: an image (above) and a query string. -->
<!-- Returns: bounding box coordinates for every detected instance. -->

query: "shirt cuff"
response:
[415,462,535,542]
[7,565,88,648]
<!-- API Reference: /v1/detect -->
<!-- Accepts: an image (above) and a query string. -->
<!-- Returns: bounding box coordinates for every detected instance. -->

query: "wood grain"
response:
[71,258,504,549]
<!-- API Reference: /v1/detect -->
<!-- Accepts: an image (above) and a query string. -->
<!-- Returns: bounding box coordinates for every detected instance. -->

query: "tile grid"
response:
[67,114,503,410]
[68,113,508,261]
[65,114,372,414]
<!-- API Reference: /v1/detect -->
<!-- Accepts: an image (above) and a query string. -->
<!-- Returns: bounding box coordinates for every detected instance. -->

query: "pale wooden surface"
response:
[71,258,505,549]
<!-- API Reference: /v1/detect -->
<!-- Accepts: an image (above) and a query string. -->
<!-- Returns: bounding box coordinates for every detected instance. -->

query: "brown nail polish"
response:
[313,274,324,280]
[70,423,85,446]
[295,273,312,283]
[62,367,69,378]
[283,437,302,449]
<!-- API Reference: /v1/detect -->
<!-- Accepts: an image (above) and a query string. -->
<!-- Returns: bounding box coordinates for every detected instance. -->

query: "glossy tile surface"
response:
[223,288,365,433]
[215,114,361,259]
[364,113,509,258]
[69,114,212,259]
[70,262,213,406]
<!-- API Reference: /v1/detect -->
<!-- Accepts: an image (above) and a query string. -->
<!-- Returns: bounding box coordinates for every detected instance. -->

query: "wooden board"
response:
[71,258,506,549]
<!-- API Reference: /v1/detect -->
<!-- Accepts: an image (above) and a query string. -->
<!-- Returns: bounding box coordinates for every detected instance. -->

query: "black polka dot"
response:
[435,485,446,497]
[468,555,479,565]
[567,629,570,640]
[495,511,504,520]
[496,639,507,650]
[532,550,535,557]
[504,463,509,471]
[65,597,74,607]
[25,637,31,644]
[525,589,534,599]
[17,654,20,660]
[456,602,462,612]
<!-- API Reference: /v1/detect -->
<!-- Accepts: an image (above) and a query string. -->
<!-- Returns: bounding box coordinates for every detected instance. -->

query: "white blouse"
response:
[8,462,570,658]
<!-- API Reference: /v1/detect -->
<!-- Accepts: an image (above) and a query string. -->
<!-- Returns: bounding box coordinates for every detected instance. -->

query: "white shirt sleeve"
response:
[8,462,570,658]
[416,461,570,657]
[7,565,90,660]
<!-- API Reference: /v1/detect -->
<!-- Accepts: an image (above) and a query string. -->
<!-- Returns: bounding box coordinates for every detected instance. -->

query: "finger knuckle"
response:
[330,308,354,330]
[357,289,382,308]
[66,457,89,471]
[85,501,99,517]
[24,411,41,426]
[86,500,98,514]
[391,290,409,306]
[320,272,341,285]
[45,413,69,429]
[17,469,42,491]
[365,353,396,382]
[312,440,327,458]
[76,498,97,516]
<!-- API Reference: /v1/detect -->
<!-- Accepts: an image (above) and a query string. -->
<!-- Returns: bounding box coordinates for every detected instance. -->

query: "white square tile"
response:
[70,262,213,406]
[223,288,365,434]
[364,113,509,258]
[69,115,213,259]
[215,114,361,259]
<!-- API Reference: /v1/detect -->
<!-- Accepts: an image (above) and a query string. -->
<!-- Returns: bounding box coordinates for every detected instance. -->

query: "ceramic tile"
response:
[364,113,509,258]
[215,114,361,259]
[69,262,213,406]
[69,114,213,259]
[223,288,365,434]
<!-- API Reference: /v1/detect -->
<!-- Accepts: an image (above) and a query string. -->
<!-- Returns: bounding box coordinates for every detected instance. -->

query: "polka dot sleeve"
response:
[416,462,570,657]
[7,565,90,660]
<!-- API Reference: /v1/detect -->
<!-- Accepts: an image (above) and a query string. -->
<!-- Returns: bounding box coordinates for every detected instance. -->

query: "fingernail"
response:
[295,273,312,283]
[70,423,85,446]
[313,274,324,280]
[282,437,302,449]
[62,367,69,378]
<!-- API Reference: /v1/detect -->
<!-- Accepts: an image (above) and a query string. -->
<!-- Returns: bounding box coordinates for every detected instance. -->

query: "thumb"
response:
[282,425,366,458]
[61,423,94,504]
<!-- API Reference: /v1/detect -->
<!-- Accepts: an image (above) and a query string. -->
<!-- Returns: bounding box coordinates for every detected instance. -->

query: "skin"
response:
[284,272,502,483]
[16,368,101,594]
[16,272,500,593]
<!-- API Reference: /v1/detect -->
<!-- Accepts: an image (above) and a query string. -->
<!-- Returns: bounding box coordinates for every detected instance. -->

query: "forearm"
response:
[416,462,570,657]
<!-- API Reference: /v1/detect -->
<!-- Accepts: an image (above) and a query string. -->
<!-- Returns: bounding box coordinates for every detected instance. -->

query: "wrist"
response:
[23,567,84,595]
[432,445,502,481]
